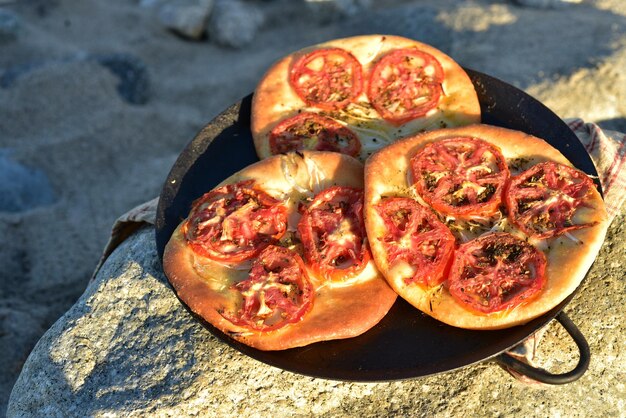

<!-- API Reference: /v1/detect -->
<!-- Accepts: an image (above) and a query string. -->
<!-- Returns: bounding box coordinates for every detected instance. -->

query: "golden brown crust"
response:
[163,151,397,350]
[364,124,610,329]
[251,34,481,161]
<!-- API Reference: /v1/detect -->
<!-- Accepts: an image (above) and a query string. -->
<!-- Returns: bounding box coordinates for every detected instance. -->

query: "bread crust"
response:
[251,34,481,161]
[163,151,397,350]
[364,124,609,329]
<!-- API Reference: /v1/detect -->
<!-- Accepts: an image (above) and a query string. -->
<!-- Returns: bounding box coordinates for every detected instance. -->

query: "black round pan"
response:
[155,69,599,383]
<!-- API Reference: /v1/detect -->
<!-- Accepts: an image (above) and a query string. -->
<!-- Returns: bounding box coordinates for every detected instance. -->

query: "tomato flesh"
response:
[411,137,510,218]
[506,161,596,239]
[290,48,363,110]
[298,186,370,281]
[269,112,361,157]
[224,245,313,331]
[185,180,288,262]
[374,197,455,287]
[447,233,546,313]
[368,48,444,125]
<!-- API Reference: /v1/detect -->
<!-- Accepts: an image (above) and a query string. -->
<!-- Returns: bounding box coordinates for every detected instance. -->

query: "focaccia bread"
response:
[164,151,397,350]
[251,34,480,161]
[364,124,609,329]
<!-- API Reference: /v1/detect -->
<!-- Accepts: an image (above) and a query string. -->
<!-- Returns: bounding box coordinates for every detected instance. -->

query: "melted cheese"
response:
[280,154,310,194]
[303,157,323,192]
[324,218,357,247]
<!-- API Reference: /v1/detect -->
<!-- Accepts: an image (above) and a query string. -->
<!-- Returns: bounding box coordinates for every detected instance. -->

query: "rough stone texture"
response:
[304,0,373,23]
[0,7,20,42]
[512,0,582,9]
[8,221,626,417]
[89,53,151,105]
[334,4,453,53]
[0,150,56,213]
[0,57,193,416]
[207,0,264,48]
[0,53,151,104]
[157,0,213,40]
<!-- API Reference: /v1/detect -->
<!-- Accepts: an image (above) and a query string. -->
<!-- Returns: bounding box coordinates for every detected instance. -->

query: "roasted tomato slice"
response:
[447,232,547,314]
[368,48,444,125]
[411,137,510,218]
[298,186,370,281]
[184,180,288,262]
[269,112,361,157]
[290,47,363,110]
[224,245,314,331]
[506,161,597,239]
[374,197,455,287]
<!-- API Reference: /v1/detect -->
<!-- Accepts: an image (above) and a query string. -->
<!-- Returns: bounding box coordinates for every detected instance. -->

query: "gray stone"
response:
[157,0,213,40]
[304,0,373,23]
[439,1,626,90]
[1,54,150,105]
[0,150,56,213]
[333,4,453,53]
[7,218,626,416]
[0,61,45,88]
[89,53,151,105]
[0,301,48,418]
[138,0,165,8]
[513,0,582,9]
[0,8,20,42]
[207,0,264,48]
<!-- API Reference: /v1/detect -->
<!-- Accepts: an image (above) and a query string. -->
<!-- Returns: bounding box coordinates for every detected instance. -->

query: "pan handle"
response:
[494,312,590,385]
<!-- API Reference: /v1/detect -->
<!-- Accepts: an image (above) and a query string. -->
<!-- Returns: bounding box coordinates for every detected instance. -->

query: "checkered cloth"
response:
[498,118,626,385]
[93,119,626,383]
[565,118,626,219]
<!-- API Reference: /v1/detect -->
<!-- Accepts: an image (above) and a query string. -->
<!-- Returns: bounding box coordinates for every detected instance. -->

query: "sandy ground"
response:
[1,0,625,414]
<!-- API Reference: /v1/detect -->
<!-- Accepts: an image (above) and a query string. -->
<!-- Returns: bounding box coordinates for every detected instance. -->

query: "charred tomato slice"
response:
[298,186,370,281]
[184,180,287,262]
[269,112,361,157]
[447,232,547,313]
[374,197,455,287]
[505,161,597,239]
[290,47,363,110]
[368,48,444,125]
[411,137,510,218]
[223,245,314,331]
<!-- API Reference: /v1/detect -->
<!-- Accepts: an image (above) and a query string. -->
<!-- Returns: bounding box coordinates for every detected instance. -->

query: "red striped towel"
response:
[565,118,626,220]
[500,119,625,385]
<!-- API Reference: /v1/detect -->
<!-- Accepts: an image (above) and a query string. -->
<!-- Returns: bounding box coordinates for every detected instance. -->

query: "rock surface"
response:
[157,0,213,40]
[8,220,626,417]
[207,0,264,48]
[0,7,20,42]
[0,150,56,213]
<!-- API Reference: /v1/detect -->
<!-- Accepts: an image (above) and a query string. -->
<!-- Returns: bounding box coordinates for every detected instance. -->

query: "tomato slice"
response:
[374,197,455,287]
[290,48,363,110]
[223,245,314,331]
[269,112,361,157]
[297,186,370,281]
[411,137,510,218]
[368,48,444,125]
[184,180,288,262]
[505,161,597,239]
[447,232,547,313]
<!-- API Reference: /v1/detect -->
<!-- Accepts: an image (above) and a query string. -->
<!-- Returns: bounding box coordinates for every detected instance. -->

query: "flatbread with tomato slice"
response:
[163,151,396,350]
[364,124,609,329]
[251,34,481,161]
